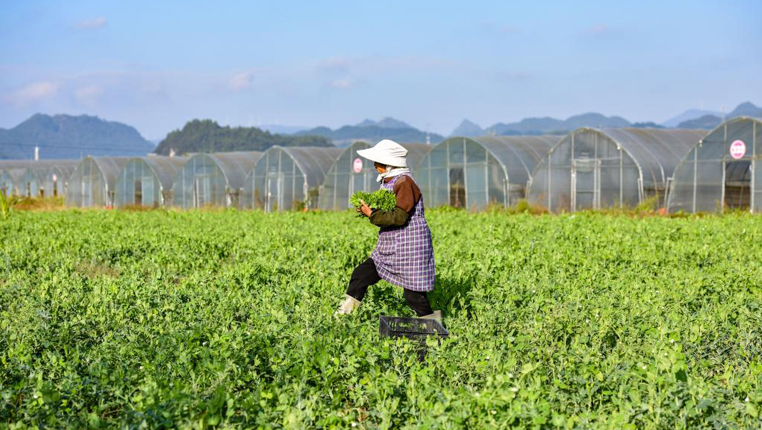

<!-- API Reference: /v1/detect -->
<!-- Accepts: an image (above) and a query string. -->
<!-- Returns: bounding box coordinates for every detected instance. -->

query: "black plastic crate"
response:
[379,316,449,341]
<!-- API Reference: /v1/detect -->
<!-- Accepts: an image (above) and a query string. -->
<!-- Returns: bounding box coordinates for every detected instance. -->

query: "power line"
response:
[1,140,155,155]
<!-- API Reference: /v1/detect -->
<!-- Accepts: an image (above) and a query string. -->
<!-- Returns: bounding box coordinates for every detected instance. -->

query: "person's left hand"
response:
[358,199,372,217]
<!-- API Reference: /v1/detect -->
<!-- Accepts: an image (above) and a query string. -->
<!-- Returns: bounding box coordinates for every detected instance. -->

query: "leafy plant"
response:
[0,191,20,220]
[350,189,397,212]
[0,210,760,428]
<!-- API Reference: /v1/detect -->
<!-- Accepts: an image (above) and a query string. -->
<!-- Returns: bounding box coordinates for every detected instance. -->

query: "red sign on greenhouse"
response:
[353,157,363,173]
[729,140,746,159]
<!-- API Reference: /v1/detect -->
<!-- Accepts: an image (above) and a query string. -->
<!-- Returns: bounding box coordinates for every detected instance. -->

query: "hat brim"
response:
[356,148,407,167]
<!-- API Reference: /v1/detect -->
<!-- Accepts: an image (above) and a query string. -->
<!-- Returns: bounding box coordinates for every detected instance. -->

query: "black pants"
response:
[346,258,433,316]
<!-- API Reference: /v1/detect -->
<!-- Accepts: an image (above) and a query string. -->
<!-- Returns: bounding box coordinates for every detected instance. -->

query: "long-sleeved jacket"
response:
[369,175,422,227]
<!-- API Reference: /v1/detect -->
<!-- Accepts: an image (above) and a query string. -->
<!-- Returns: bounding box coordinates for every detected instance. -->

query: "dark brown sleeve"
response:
[392,176,421,213]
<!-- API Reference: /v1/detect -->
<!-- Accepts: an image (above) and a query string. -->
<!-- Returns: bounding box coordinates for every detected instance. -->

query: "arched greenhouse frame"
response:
[115,156,188,208]
[66,156,130,207]
[527,128,706,212]
[667,117,761,213]
[42,162,79,198]
[172,152,262,209]
[242,146,343,211]
[415,136,559,209]
[317,142,431,211]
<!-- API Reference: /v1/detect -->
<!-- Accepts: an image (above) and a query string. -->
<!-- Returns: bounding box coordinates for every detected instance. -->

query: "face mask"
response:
[377,165,410,183]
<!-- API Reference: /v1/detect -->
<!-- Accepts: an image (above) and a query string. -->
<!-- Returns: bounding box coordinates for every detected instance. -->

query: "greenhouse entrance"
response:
[134,180,143,206]
[194,176,211,207]
[724,160,752,210]
[265,172,282,212]
[572,156,599,211]
[449,167,465,208]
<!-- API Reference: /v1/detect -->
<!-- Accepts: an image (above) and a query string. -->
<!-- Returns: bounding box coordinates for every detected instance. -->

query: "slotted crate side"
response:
[379,316,448,341]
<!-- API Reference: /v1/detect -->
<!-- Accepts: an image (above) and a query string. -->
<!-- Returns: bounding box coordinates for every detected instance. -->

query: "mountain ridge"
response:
[0,113,155,160]
[153,119,333,155]
[296,118,442,147]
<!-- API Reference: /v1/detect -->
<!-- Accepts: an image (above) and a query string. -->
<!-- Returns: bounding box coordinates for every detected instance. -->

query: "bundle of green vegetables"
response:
[349,189,397,212]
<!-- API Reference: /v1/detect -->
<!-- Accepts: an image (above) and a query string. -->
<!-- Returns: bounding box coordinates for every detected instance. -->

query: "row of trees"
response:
[154,120,332,155]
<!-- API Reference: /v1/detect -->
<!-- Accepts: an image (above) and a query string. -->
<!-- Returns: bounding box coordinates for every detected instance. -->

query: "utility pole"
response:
[34,146,39,161]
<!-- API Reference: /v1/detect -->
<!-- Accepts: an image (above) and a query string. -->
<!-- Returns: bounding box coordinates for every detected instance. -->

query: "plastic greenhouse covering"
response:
[115,156,188,208]
[19,167,45,197]
[172,152,262,208]
[667,117,761,213]
[528,128,707,212]
[42,162,79,198]
[416,136,560,209]
[0,168,24,196]
[0,160,76,197]
[317,142,432,211]
[242,146,343,211]
[66,156,130,207]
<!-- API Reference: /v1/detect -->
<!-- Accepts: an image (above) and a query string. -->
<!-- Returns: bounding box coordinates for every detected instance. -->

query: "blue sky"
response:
[1,0,760,139]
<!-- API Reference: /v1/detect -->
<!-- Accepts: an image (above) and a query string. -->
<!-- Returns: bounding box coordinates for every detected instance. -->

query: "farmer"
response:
[335,139,440,321]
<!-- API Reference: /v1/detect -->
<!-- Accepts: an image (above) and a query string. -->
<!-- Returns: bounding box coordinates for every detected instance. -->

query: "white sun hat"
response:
[356,139,408,167]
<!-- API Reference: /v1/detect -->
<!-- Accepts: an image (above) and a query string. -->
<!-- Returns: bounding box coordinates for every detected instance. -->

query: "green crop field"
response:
[1,210,761,429]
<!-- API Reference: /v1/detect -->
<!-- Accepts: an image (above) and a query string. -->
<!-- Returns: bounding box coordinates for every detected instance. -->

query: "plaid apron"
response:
[370,174,435,292]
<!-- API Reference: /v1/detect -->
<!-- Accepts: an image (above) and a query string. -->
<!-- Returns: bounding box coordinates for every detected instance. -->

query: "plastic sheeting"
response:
[528,128,706,212]
[172,152,262,208]
[0,168,24,196]
[66,157,130,207]
[667,117,761,213]
[115,156,188,208]
[416,136,559,209]
[0,160,78,197]
[317,142,432,211]
[42,162,79,198]
[19,168,45,197]
[243,146,343,211]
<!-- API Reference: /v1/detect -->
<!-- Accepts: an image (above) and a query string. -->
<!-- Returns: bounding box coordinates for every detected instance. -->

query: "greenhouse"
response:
[667,117,761,213]
[0,168,24,196]
[415,136,560,209]
[19,167,46,197]
[242,146,343,211]
[0,160,79,197]
[317,142,432,211]
[527,128,707,212]
[115,156,188,208]
[172,152,262,208]
[42,162,79,198]
[66,156,130,207]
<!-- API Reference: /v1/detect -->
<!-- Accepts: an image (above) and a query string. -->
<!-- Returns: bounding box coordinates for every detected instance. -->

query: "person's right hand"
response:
[358,199,372,217]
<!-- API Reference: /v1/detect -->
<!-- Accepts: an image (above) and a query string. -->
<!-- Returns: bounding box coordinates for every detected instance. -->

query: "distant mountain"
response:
[677,115,723,129]
[0,113,155,160]
[450,119,485,137]
[356,117,413,129]
[296,120,442,148]
[662,109,723,128]
[259,124,309,135]
[672,102,761,129]
[153,119,332,155]
[486,113,630,136]
[728,101,762,118]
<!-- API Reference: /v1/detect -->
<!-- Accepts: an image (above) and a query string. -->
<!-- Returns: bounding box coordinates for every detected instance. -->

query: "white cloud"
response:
[75,85,104,105]
[5,81,60,106]
[229,72,253,91]
[328,78,355,89]
[76,17,108,29]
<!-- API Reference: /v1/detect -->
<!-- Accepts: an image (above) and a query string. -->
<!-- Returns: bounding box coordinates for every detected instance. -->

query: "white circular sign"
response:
[729,140,746,159]
[52,174,57,182]
[352,158,363,173]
